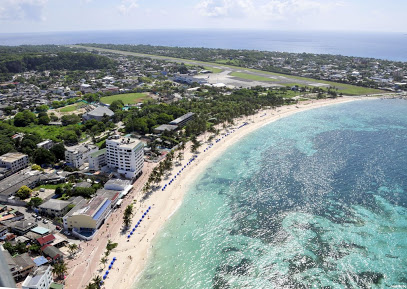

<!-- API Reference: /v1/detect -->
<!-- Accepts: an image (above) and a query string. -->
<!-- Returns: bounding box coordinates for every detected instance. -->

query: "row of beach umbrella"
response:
[127,206,152,239]
[102,257,117,282]
[161,122,249,192]
[161,155,198,192]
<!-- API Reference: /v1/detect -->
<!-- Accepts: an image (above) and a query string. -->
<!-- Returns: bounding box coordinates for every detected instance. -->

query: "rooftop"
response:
[107,136,143,150]
[30,226,49,235]
[39,199,71,211]
[65,144,97,154]
[37,234,55,246]
[0,152,27,163]
[67,190,118,219]
[0,171,41,197]
[22,266,50,287]
[32,256,48,267]
[154,124,178,132]
[90,148,107,158]
[41,245,63,259]
[84,106,114,117]
[169,112,195,125]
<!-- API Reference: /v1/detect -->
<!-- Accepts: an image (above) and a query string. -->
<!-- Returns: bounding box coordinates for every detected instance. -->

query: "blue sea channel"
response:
[135,99,407,289]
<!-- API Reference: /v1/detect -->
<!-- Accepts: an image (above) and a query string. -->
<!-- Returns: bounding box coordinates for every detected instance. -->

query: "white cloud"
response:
[118,0,139,15]
[195,0,254,18]
[196,0,345,22]
[0,0,48,21]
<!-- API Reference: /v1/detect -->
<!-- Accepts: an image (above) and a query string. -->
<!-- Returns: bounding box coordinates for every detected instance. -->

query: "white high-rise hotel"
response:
[106,136,144,180]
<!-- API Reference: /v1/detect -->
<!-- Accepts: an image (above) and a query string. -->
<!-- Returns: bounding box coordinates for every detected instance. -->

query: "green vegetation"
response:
[100,92,150,105]
[33,184,60,191]
[60,103,82,113]
[16,186,32,200]
[123,204,133,228]
[3,241,28,256]
[28,197,43,207]
[203,66,223,73]
[230,72,276,82]
[0,51,116,74]
[216,59,240,66]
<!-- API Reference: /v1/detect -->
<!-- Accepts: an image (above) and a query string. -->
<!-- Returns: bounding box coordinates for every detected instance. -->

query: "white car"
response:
[43,219,49,224]
[36,216,42,221]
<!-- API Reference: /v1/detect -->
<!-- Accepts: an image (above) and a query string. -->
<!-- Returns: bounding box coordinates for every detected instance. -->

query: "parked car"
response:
[43,219,49,224]
[39,188,45,192]
[56,225,61,230]
[32,213,37,218]
[36,216,42,221]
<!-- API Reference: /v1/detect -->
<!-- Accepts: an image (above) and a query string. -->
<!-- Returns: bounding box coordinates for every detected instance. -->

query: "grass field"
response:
[33,184,60,191]
[230,72,276,82]
[203,66,223,73]
[100,93,150,105]
[60,103,82,113]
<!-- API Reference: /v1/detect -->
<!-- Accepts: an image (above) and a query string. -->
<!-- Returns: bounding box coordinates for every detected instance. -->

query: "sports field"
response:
[100,93,150,105]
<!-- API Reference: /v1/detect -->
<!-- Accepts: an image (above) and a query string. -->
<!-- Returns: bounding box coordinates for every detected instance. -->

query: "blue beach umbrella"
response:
[142,215,144,218]
[106,270,109,274]
[127,235,130,238]
[135,225,138,228]
[149,206,151,209]
[103,275,107,280]
[108,265,112,269]
[130,232,133,235]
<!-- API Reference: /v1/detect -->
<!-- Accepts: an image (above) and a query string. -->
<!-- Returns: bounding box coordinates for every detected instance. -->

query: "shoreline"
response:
[66,96,366,289]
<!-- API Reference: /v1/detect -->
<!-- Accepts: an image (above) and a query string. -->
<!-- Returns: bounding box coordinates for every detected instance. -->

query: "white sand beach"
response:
[65,96,364,289]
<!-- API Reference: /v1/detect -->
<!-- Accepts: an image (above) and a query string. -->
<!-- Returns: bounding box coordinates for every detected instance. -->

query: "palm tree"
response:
[52,261,68,280]
[92,275,103,289]
[68,243,78,257]
[123,205,133,228]
[100,256,108,269]
[85,283,97,289]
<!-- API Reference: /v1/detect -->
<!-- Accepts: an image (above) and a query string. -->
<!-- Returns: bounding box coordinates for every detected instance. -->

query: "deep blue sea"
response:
[135,99,407,289]
[0,30,406,62]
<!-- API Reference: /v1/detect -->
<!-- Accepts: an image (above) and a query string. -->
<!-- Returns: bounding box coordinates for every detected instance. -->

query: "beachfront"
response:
[65,96,363,289]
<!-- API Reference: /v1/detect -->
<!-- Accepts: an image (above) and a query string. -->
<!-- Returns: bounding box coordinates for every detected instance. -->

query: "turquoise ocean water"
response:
[135,99,407,289]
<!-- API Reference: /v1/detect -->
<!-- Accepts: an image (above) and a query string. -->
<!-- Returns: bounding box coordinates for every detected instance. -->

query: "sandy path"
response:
[66,97,365,289]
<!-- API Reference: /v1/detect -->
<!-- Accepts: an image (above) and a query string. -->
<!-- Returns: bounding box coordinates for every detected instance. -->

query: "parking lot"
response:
[5,204,60,235]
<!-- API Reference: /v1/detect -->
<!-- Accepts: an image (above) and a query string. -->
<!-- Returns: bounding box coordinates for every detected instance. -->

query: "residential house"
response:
[36,234,55,247]
[10,221,37,236]
[38,199,71,218]
[2,248,36,281]
[41,245,63,262]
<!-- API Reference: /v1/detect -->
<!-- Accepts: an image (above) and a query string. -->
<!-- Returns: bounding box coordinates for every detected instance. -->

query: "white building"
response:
[104,178,133,198]
[65,144,98,168]
[36,140,54,150]
[106,136,144,180]
[0,152,29,174]
[88,148,106,171]
[22,265,53,289]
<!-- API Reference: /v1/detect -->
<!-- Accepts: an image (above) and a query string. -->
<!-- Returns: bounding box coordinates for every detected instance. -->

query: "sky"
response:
[0,0,405,34]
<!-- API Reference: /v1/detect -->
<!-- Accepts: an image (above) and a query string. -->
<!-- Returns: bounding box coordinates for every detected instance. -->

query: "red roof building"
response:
[36,234,55,246]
